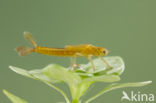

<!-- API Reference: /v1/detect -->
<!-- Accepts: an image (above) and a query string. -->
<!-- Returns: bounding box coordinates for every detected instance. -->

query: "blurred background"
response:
[0,0,155,103]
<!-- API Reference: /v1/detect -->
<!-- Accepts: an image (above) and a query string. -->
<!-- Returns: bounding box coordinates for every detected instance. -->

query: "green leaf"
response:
[81,56,125,75]
[42,63,121,101]
[85,81,152,103]
[9,56,125,103]
[9,66,61,83]
[43,64,81,85]
[9,56,124,84]
[10,56,151,103]
[3,89,28,103]
[9,66,33,78]
[9,66,70,103]
[82,75,120,83]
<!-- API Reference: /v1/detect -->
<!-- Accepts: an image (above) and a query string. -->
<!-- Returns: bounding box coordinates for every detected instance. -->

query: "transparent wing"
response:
[65,44,94,50]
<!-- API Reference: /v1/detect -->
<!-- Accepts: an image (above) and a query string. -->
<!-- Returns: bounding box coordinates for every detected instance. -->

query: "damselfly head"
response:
[98,47,109,56]
[103,48,109,56]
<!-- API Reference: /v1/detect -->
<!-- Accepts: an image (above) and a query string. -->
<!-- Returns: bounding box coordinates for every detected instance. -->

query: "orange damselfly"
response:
[16,32,111,71]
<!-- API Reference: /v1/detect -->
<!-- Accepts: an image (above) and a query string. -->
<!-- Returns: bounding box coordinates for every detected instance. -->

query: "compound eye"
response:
[103,49,108,55]
[103,50,106,54]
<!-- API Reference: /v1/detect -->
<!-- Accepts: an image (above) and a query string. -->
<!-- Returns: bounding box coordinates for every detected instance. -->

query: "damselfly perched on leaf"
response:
[15,32,111,71]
